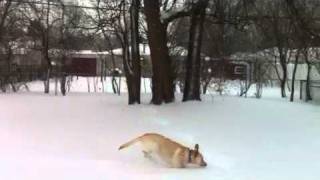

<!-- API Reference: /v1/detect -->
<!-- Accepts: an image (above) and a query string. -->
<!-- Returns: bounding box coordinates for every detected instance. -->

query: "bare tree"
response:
[253,1,294,98]
[285,0,320,101]
[91,0,141,104]
[0,0,13,41]
[24,0,55,93]
[183,0,209,101]
[0,0,23,92]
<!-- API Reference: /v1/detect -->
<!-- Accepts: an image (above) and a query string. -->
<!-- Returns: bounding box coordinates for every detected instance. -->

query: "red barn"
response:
[66,53,98,76]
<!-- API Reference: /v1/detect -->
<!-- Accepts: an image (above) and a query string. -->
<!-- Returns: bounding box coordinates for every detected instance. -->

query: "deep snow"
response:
[0,90,319,180]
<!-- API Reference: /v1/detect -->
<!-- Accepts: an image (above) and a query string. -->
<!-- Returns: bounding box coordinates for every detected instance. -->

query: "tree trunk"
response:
[43,43,51,94]
[123,7,135,103]
[60,52,67,96]
[305,62,312,101]
[60,4,66,96]
[121,29,134,99]
[290,50,300,102]
[1,46,12,92]
[279,53,287,98]
[255,62,263,98]
[144,0,174,105]
[183,0,208,101]
[202,80,210,94]
[61,73,66,95]
[129,0,141,104]
[44,67,51,93]
[301,49,312,101]
[44,0,51,94]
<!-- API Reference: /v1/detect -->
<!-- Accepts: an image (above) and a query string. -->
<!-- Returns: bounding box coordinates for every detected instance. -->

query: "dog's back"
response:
[139,133,186,159]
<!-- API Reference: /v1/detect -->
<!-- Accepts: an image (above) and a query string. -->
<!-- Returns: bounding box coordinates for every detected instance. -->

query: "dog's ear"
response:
[194,144,199,152]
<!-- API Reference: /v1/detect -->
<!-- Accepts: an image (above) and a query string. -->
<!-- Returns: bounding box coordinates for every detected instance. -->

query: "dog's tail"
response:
[118,136,141,150]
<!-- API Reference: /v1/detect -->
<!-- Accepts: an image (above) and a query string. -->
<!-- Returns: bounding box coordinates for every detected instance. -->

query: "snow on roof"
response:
[67,50,110,59]
[74,50,110,55]
[111,44,151,56]
[111,44,189,57]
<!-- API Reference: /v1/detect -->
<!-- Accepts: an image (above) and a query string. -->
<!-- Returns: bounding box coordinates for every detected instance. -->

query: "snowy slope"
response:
[0,93,319,180]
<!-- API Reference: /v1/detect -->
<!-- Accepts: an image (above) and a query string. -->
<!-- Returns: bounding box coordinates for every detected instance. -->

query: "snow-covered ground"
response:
[0,80,320,180]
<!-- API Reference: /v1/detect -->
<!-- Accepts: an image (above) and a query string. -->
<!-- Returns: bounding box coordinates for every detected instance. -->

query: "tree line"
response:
[0,0,319,104]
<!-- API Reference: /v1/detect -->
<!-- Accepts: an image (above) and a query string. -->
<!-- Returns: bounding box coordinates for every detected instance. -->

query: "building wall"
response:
[267,63,320,81]
[300,81,320,102]
[96,54,152,77]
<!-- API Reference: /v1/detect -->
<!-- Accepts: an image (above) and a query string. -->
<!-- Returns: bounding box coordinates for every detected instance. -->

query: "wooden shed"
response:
[66,57,97,76]
[202,57,251,81]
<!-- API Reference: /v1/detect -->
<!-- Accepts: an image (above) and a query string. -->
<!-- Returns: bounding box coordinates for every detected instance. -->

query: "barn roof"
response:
[111,44,188,56]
